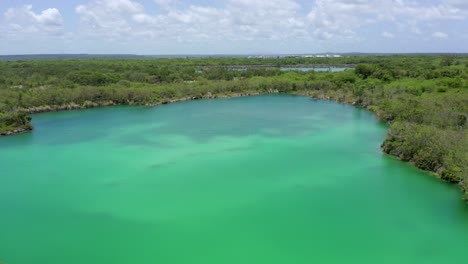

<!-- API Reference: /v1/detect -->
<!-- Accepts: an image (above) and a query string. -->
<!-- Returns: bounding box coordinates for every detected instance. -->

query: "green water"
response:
[1,95,467,264]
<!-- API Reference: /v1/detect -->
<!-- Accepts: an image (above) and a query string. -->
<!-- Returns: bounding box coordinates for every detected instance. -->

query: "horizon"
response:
[2,52,468,57]
[1,0,467,55]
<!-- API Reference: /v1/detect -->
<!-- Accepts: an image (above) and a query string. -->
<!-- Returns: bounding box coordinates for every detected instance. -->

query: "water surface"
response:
[280,67,353,72]
[1,95,467,264]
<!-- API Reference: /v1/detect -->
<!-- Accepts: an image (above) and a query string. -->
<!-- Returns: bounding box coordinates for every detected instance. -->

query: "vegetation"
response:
[0,55,467,200]
[0,111,32,135]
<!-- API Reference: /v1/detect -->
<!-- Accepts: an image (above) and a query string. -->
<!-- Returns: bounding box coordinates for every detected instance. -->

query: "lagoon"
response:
[280,67,352,72]
[0,95,467,264]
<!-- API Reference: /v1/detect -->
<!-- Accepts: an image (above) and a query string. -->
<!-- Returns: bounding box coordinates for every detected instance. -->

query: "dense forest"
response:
[0,55,467,200]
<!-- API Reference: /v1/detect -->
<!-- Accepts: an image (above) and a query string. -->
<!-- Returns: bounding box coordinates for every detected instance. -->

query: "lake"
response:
[1,95,467,264]
[280,67,353,72]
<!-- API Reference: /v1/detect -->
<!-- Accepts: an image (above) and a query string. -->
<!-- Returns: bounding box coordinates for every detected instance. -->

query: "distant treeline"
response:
[0,55,467,201]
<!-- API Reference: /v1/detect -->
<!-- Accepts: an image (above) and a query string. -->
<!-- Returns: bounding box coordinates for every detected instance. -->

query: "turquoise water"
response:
[0,95,467,264]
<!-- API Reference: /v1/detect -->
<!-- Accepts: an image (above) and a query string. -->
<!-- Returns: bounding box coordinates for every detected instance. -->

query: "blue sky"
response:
[0,0,467,55]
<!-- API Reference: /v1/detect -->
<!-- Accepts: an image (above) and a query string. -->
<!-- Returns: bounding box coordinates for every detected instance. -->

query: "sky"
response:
[0,0,467,55]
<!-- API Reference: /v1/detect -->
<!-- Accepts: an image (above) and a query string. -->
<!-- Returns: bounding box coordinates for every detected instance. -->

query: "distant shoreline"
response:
[2,53,468,61]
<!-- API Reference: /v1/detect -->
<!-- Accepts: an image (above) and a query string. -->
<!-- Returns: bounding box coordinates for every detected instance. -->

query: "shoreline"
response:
[0,126,33,136]
[0,92,263,136]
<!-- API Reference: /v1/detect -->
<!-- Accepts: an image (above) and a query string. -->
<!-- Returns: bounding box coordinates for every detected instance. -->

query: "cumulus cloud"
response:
[225,0,305,40]
[306,0,465,40]
[1,0,467,54]
[73,0,467,42]
[432,31,448,39]
[442,0,468,10]
[154,0,179,10]
[74,0,306,43]
[4,5,64,35]
[64,0,468,53]
[75,0,144,39]
[307,0,374,39]
[381,31,395,38]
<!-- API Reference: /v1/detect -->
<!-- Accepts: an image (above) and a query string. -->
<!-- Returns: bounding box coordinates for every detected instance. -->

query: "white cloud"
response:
[65,0,467,53]
[225,0,304,40]
[73,0,467,43]
[75,0,307,43]
[75,0,145,39]
[381,31,394,38]
[1,0,467,54]
[4,5,64,34]
[306,0,466,41]
[154,0,179,10]
[432,31,448,39]
[307,0,373,40]
[442,0,468,10]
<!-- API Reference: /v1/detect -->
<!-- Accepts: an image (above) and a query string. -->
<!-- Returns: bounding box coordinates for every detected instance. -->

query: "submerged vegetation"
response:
[0,55,467,200]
